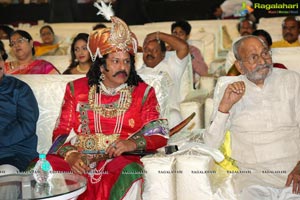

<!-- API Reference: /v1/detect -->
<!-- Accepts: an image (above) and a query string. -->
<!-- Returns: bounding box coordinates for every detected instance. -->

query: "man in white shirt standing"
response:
[138,31,189,128]
[204,35,300,199]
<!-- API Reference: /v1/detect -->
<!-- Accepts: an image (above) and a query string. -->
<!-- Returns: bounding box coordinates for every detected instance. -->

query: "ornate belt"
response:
[74,133,119,152]
[74,133,119,168]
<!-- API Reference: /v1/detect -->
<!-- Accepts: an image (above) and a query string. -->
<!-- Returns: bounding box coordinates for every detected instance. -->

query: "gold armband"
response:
[64,150,78,161]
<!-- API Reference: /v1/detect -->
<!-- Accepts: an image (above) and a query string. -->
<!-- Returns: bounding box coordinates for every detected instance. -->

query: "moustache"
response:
[253,63,272,73]
[241,31,251,36]
[284,33,293,37]
[146,54,155,59]
[113,70,128,77]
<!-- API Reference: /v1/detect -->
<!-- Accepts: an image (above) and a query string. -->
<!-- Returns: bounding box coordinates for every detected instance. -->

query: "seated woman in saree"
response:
[43,16,169,200]
[4,30,60,74]
[34,25,66,56]
[63,33,92,74]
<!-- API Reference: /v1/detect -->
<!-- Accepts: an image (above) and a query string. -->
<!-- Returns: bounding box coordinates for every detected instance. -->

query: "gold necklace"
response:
[9,60,32,73]
[76,65,89,73]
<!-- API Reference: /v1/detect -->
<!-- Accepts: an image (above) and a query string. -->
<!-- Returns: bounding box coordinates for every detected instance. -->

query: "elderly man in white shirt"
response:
[138,31,189,128]
[204,35,300,199]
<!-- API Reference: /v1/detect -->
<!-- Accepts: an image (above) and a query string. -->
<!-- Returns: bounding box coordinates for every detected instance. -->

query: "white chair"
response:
[272,47,300,74]
[14,75,84,153]
[37,55,71,74]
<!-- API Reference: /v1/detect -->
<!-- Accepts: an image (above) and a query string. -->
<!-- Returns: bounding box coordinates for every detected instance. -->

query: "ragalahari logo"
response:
[235,1,254,17]
[253,2,298,15]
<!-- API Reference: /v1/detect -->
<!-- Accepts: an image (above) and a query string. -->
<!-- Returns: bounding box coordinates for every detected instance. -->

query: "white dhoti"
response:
[240,185,300,200]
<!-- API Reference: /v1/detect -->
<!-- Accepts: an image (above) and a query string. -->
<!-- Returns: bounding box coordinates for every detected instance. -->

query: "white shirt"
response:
[204,68,300,189]
[138,51,189,128]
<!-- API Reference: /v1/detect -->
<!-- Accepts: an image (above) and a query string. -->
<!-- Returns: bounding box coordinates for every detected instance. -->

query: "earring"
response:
[100,73,105,81]
[74,58,78,62]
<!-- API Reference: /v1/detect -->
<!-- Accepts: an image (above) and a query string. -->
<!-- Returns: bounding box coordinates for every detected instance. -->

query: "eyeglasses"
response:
[9,37,29,47]
[239,50,272,65]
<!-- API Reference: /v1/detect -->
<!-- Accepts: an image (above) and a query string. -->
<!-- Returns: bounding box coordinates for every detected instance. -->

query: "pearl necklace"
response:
[89,82,132,132]
[88,82,133,184]
[90,159,111,184]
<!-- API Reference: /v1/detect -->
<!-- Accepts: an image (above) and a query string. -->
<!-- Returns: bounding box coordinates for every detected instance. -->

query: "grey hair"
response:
[233,35,268,60]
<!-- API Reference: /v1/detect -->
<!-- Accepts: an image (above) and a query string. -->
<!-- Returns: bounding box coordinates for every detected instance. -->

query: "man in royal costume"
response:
[44,13,169,200]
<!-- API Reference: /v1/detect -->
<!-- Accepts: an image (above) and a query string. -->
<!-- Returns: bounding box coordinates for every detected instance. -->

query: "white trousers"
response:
[240,185,300,200]
[122,179,142,200]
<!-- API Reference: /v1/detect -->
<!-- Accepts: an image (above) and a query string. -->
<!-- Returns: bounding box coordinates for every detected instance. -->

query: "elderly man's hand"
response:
[286,161,300,194]
[218,81,245,113]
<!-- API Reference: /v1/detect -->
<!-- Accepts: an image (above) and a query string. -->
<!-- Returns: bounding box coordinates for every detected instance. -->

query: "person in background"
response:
[220,0,253,19]
[272,16,300,48]
[34,25,66,56]
[209,3,223,19]
[138,31,189,128]
[0,25,14,60]
[209,0,254,20]
[92,23,107,30]
[0,25,14,40]
[4,30,60,74]
[170,20,208,87]
[227,29,287,76]
[0,40,8,62]
[39,16,168,199]
[225,18,257,73]
[0,49,39,175]
[63,33,92,74]
[237,19,257,37]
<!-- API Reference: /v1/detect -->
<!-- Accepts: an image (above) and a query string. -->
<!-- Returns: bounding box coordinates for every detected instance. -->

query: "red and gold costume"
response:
[42,9,169,199]
[46,77,168,199]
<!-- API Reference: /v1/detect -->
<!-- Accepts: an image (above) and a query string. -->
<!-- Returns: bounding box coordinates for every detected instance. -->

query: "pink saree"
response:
[4,59,59,74]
